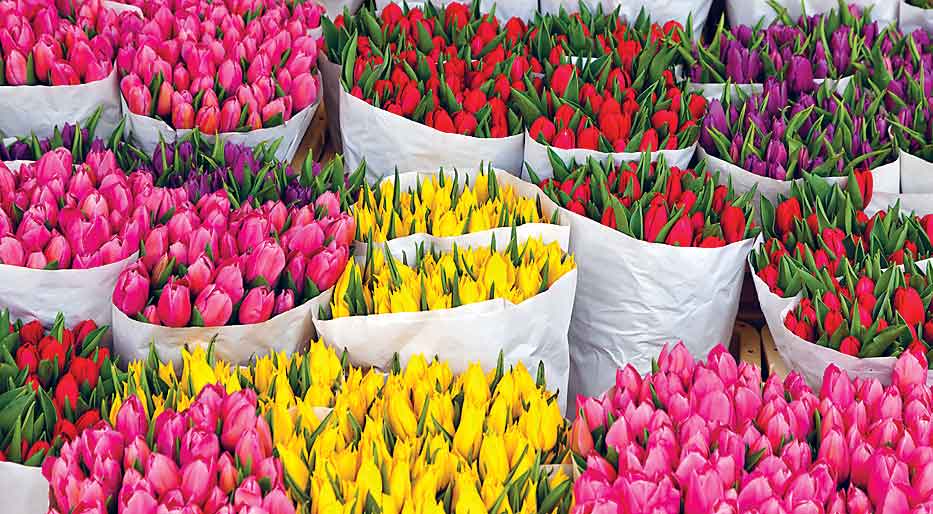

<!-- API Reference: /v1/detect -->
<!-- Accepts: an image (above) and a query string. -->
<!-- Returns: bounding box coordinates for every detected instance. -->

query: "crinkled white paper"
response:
[522,133,696,181]
[0,462,48,514]
[122,73,321,163]
[102,0,143,15]
[314,233,578,409]
[867,191,933,217]
[900,0,933,33]
[339,86,524,181]
[726,0,897,29]
[0,68,121,141]
[751,267,933,389]
[374,0,538,20]
[538,0,713,36]
[901,150,933,193]
[0,252,137,329]
[111,290,330,366]
[692,77,852,102]
[317,0,364,15]
[699,148,900,221]
[353,168,571,256]
[539,190,754,401]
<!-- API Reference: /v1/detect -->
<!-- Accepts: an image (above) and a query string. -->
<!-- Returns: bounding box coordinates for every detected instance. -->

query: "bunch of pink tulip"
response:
[570,343,933,514]
[42,386,296,514]
[113,190,353,327]
[0,0,118,86]
[0,148,186,269]
[115,0,322,133]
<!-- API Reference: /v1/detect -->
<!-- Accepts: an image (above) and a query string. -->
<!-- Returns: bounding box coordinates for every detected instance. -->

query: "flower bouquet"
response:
[0,147,185,327]
[686,4,876,98]
[334,1,531,177]
[43,388,298,514]
[277,353,573,513]
[751,176,933,385]
[0,0,123,139]
[538,0,713,37]
[534,153,758,399]
[727,0,896,32]
[353,166,567,254]
[570,342,933,513]
[518,58,704,179]
[0,312,115,514]
[699,77,899,208]
[114,0,323,161]
[313,232,578,405]
[111,190,354,365]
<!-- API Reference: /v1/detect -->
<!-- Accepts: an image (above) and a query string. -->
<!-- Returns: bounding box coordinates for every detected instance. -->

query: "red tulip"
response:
[665,216,693,247]
[553,128,575,149]
[551,64,574,97]
[644,203,669,243]
[577,126,600,150]
[529,116,556,143]
[651,110,678,133]
[54,373,79,411]
[399,84,421,116]
[69,356,99,389]
[775,197,802,235]
[454,111,477,135]
[894,287,925,327]
[639,129,659,152]
[39,336,66,373]
[721,206,746,244]
[853,169,873,208]
[687,94,708,119]
[15,345,39,372]
[19,321,43,346]
[839,336,861,356]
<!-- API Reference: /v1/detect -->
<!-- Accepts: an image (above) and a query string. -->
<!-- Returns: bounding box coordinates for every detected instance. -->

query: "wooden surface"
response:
[760,326,789,379]
[291,101,339,168]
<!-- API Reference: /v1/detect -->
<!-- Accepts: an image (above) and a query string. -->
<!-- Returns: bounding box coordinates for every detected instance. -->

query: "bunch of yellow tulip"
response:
[276,354,573,514]
[353,168,554,242]
[325,235,576,318]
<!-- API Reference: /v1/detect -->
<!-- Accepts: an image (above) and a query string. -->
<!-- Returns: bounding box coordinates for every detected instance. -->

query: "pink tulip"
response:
[99,236,125,264]
[33,40,56,82]
[122,78,152,116]
[69,40,96,80]
[145,453,180,496]
[214,262,245,304]
[116,396,148,442]
[172,98,195,130]
[157,278,192,327]
[113,262,150,316]
[122,489,158,514]
[5,49,28,85]
[306,245,347,291]
[219,98,241,133]
[273,290,294,316]
[195,105,220,134]
[291,71,318,111]
[181,458,214,505]
[221,390,258,449]
[325,216,356,247]
[262,489,296,514]
[234,476,263,509]
[261,97,289,125]
[217,453,238,494]
[179,430,219,468]
[245,239,286,286]
[238,286,275,324]
[194,284,233,327]
[185,255,214,295]
[50,62,80,85]
[236,214,270,253]
[217,59,242,92]
[235,428,266,469]
[25,251,47,269]
[155,81,173,118]
[285,222,323,258]
[0,235,25,267]
[143,304,161,328]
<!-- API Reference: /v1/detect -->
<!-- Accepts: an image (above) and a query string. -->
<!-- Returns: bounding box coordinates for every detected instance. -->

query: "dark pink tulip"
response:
[219,98,241,133]
[157,278,191,327]
[221,390,258,449]
[214,262,244,304]
[238,286,274,324]
[194,284,233,327]
[186,255,214,296]
[5,49,28,85]
[145,453,180,496]
[285,222,323,258]
[306,244,347,291]
[273,290,294,316]
[217,59,242,92]
[49,62,80,85]
[180,458,214,505]
[245,239,285,286]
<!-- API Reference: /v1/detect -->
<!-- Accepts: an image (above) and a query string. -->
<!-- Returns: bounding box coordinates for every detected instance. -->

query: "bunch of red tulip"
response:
[752,174,933,299]
[113,190,353,327]
[537,155,759,247]
[0,0,118,86]
[0,148,186,270]
[337,2,531,138]
[0,311,111,466]
[115,0,323,133]
[571,343,933,513]
[521,61,705,153]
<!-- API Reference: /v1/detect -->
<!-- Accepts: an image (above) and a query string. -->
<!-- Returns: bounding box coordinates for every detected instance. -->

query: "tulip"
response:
[895,287,925,327]
[0,236,26,266]
[194,285,233,327]
[245,240,286,286]
[215,262,245,304]
[157,278,192,327]
[113,262,150,316]
[238,286,275,324]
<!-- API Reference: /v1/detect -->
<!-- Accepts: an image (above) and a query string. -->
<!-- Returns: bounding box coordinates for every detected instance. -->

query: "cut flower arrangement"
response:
[322,235,575,318]
[353,168,555,243]
[537,155,759,247]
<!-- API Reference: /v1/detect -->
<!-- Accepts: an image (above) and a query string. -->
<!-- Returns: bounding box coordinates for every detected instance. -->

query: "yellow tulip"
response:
[522,396,562,452]
[278,441,309,491]
[482,251,511,297]
[389,288,419,313]
[356,460,383,507]
[454,473,486,514]
[271,403,295,447]
[460,364,490,406]
[389,460,412,507]
[479,433,509,483]
[486,396,509,435]
[434,210,461,237]
[386,388,418,440]
[452,401,486,459]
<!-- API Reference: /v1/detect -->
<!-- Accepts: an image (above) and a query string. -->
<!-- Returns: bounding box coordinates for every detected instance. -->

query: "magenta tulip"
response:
[113,262,150,316]
[238,286,275,324]
[245,239,286,287]
[194,284,233,327]
[157,278,192,327]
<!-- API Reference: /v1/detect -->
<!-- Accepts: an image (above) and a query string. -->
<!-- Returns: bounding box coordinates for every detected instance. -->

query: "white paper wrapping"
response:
[522,133,697,181]
[319,56,343,152]
[547,191,755,400]
[726,0,898,29]
[353,168,571,255]
[314,234,578,408]
[900,0,933,32]
[339,86,524,180]
[692,77,852,102]
[699,148,901,219]
[122,76,321,163]
[111,290,330,366]
[538,0,713,36]
[0,252,136,329]
[900,150,933,193]
[375,0,539,20]
[102,0,143,15]
[0,462,48,514]
[317,0,365,14]
[751,268,933,389]
[0,68,121,141]
[867,192,933,216]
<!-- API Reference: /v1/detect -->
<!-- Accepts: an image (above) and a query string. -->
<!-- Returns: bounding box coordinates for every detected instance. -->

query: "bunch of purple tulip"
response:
[700,78,895,180]
[684,4,876,89]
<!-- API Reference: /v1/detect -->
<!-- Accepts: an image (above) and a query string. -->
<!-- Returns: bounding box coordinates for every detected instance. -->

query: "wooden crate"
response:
[729,322,791,380]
